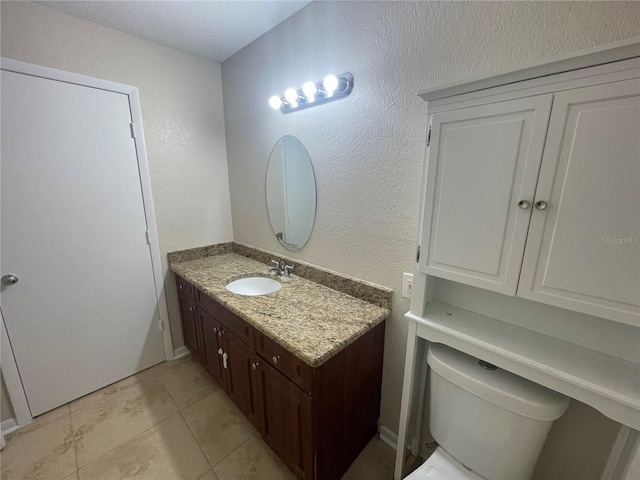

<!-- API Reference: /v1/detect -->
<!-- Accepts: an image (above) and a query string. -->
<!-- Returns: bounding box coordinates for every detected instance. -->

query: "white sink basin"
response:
[226,276,282,296]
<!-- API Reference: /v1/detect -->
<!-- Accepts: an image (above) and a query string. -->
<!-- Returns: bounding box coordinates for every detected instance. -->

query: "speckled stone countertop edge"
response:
[167,242,234,265]
[194,274,389,367]
[168,242,392,310]
[169,252,391,368]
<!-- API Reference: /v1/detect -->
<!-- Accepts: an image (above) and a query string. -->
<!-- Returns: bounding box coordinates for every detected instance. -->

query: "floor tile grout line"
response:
[71,380,179,470]
[178,389,259,471]
[68,403,80,477]
[69,367,161,414]
[211,429,261,470]
[177,408,218,472]
[73,411,184,473]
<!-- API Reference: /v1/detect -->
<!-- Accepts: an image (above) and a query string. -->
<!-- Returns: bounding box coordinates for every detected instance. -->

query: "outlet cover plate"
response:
[403,273,413,298]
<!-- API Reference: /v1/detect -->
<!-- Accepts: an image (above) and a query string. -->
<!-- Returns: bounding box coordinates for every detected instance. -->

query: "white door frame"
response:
[0,58,174,426]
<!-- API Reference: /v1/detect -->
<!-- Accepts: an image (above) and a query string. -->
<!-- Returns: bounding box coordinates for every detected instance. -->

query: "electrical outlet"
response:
[402,273,413,299]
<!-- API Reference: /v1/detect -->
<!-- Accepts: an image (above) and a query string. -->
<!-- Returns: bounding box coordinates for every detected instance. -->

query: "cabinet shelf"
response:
[407,301,640,429]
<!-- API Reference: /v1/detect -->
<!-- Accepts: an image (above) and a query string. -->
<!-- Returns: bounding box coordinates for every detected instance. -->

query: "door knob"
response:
[1,274,19,285]
[534,201,548,210]
[517,200,531,209]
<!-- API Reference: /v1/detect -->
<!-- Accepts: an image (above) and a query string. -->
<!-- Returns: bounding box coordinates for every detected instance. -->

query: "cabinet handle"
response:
[223,352,229,369]
[189,306,196,312]
[213,327,217,333]
[272,355,280,364]
[534,200,548,210]
[217,348,223,356]
[517,200,531,209]
[179,284,184,290]
[251,362,260,370]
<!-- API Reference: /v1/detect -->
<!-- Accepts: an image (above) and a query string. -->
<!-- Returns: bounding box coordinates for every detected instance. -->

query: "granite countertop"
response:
[170,253,391,367]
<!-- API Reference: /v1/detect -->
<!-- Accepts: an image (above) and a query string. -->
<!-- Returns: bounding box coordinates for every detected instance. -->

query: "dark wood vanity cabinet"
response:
[176,289,202,362]
[175,274,385,480]
[198,309,225,387]
[256,360,313,478]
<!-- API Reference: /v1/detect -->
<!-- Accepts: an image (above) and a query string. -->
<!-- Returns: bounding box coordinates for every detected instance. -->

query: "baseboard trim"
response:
[173,345,190,360]
[379,425,398,451]
[1,418,18,436]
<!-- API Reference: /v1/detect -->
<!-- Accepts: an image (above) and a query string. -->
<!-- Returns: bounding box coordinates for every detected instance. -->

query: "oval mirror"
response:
[266,136,316,251]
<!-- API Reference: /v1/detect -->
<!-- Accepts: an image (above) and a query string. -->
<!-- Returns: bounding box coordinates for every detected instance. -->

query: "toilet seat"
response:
[405,447,486,480]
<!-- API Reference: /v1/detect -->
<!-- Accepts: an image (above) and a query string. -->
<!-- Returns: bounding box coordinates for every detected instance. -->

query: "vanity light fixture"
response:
[268,72,354,114]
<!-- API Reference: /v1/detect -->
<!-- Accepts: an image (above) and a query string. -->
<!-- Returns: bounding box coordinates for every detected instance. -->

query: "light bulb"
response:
[269,96,283,110]
[323,75,339,96]
[284,88,299,103]
[302,81,318,102]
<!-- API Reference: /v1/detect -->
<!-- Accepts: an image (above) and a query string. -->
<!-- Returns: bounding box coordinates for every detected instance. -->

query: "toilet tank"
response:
[427,343,569,480]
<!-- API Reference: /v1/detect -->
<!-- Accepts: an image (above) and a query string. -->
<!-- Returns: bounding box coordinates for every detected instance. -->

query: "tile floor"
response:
[1,355,395,480]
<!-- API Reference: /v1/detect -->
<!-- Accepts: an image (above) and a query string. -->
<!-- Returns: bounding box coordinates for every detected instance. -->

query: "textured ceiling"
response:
[36,1,312,62]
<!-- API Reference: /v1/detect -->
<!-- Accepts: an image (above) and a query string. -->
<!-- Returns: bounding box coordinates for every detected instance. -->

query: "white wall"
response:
[1,1,233,418]
[221,1,639,477]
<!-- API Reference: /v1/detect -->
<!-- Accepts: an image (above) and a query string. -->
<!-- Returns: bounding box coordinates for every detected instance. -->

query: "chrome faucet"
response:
[269,259,294,276]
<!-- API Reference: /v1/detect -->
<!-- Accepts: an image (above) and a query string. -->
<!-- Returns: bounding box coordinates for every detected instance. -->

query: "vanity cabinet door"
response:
[256,361,313,480]
[199,309,226,388]
[224,331,262,430]
[518,79,640,325]
[177,293,201,360]
[419,95,553,295]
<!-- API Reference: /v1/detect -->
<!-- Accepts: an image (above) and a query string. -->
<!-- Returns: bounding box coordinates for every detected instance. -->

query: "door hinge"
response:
[416,245,421,263]
[130,122,136,139]
[145,230,150,245]
[426,125,431,146]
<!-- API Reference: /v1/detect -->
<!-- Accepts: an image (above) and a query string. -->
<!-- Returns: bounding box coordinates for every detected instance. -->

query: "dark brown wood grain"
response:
[257,361,313,479]
[196,289,255,348]
[255,330,312,394]
[174,273,386,480]
[199,308,226,389]
[224,331,262,430]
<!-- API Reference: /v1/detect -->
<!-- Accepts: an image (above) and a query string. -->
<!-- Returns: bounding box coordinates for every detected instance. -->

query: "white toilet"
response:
[407,343,570,480]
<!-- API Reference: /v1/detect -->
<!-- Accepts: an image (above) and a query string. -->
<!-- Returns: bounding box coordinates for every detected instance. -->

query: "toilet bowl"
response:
[405,343,569,480]
[407,447,484,480]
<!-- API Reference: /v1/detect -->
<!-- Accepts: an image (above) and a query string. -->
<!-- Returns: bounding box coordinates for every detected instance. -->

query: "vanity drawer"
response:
[256,331,312,395]
[196,290,255,348]
[175,275,195,300]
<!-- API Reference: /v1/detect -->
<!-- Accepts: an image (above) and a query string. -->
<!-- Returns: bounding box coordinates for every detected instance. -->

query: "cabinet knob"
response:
[251,362,260,370]
[217,348,223,355]
[534,200,548,211]
[189,306,196,312]
[179,284,184,290]
[213,327,217,333]
[272,355,280,364]
[217,330,222,337]
[517,200,531,209]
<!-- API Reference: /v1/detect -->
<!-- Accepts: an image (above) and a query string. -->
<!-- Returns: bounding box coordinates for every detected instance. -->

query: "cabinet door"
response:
[256,361,313,480]
[224,331,261,430]
[199,309,226,388]
[518,79,640,325]
[420,95,553,294]
[177,293,200,358]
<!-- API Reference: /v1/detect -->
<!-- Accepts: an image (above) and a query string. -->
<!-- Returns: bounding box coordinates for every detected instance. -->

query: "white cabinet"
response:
[418,69,640,326]
[518,79,640,324]
[419,95,552,295]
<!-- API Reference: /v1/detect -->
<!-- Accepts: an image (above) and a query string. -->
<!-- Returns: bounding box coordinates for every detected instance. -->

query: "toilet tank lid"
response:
[428,343,570,421]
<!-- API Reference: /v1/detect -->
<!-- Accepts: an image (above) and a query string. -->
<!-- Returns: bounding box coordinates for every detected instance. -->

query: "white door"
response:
[419,95,553,295]
[518,79,640,326]
[1,70,166,416]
